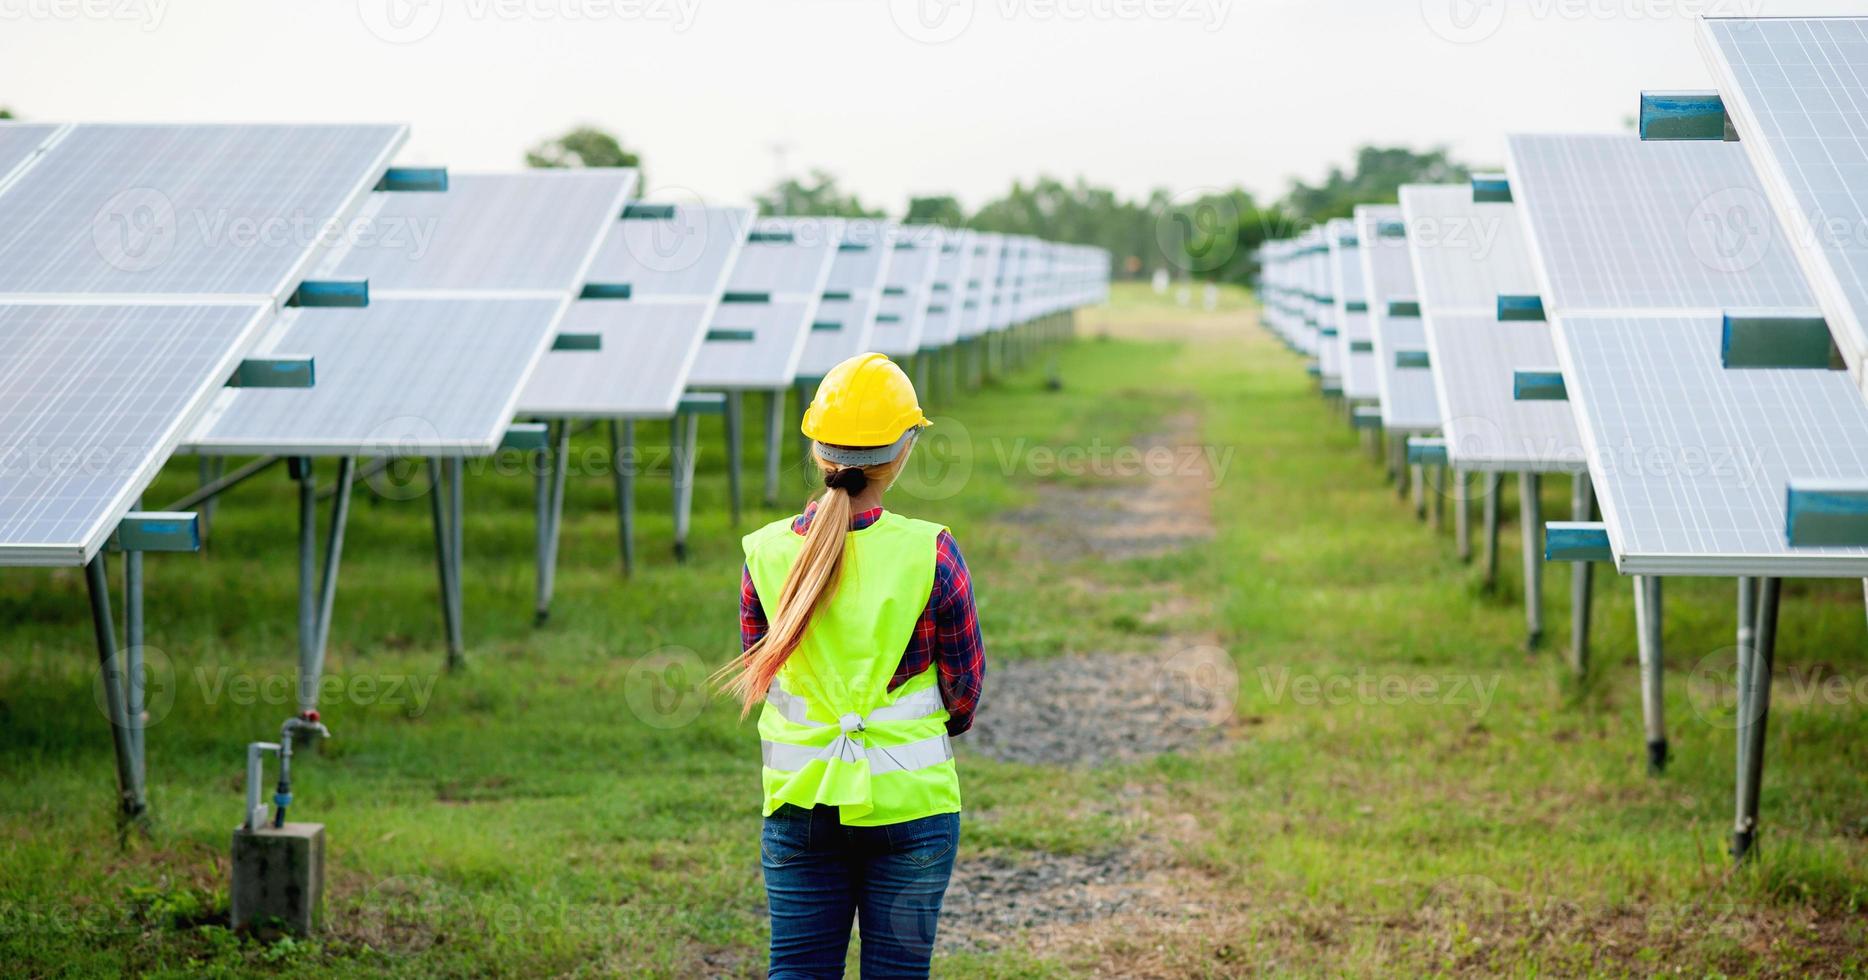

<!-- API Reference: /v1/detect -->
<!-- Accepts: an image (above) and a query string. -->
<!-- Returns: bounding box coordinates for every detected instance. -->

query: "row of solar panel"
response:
[1255,15,1868,579]
[0,121,1112,567]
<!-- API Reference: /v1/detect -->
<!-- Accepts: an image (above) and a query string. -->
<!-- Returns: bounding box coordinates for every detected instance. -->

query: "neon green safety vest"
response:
[743,511,962,826]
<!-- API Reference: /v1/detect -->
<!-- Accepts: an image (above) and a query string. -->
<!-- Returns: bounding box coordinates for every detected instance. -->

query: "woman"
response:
[723,352,985,979]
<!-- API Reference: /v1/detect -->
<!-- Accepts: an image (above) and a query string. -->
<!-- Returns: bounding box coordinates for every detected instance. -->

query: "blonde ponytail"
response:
[720,449,906,717]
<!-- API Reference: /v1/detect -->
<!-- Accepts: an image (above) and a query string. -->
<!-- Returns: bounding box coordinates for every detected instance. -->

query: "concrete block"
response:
[231,822,325,936]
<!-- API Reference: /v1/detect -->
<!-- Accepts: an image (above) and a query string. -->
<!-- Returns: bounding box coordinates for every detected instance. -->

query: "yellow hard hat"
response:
[802,352,931,465]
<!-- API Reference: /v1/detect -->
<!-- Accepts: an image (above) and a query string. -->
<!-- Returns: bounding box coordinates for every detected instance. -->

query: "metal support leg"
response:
[447,457,464,651]
[536,422,569,626]
[1430,465,1445,531]
[533,429,551,621]
[1570,472,1594,676]
[295,458,317,684]
[764,388,784,508]
[1393,437,1408,498]
[1733,577,1779,862]
[302,457,355,714]
[725,392,744,526]
[1634,575,1667,774]
[86,553,146,821]
[428,458,464,669]
[123,497,145,772]
[610,420,635,575]
[1455,469,1471,561]
[1520,472,1544,649]
[1484,473,1501,590]
[670,413,698,562]
[1410,463,1425,518]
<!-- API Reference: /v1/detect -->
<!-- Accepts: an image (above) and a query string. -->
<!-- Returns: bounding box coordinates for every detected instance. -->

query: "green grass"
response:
[2,282,1865,976]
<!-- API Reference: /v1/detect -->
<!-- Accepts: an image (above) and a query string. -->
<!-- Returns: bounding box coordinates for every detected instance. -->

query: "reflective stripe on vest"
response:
[761,678,953,775]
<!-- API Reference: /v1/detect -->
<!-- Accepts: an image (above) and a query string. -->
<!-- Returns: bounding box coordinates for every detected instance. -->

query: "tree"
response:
[903,194,965,227]
[1279,145,1474,225]
[525,126,645,185]
[756,169,883,218]
[0,108,14,119]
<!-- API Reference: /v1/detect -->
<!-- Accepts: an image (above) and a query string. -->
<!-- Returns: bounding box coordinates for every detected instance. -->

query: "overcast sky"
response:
[0,0,1847,211]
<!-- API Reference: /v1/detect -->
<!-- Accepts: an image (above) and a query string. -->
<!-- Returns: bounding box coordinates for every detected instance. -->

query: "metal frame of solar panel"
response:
[1507,134,1868,577]
[1397,184,1581,475]
[1355,205,1442,435]
[512,200,753,619]
[870,224,945,359]
[796,218,896,381]
[1327,218,1381,401]
[0,121,406,823]
[187,168,637,682]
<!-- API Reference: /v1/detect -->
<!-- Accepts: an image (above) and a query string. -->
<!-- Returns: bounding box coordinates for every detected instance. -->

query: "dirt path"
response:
[935,406,1243,963]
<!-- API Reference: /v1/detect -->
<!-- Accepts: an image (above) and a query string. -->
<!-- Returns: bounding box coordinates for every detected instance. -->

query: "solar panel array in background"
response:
[193,170,636,454]
[796,219,894,378]
[1328,217,1380,400]
[869,225,943,357]
[688,216,840,389]
[1398,183,1579,472]
[1354,205,1441,433]
[918,229,975,351]
[1701,17,1868,402]
[518,204,753,418]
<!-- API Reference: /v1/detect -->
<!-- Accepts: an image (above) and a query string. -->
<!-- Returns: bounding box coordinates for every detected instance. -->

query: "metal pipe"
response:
[447,457,464,649]
[1410,463,1425,518]
[671,414,697,562]
[1519,472,1543,649]
[1454,468,1471,561]
[306,456,355,712]
[321,456,392,500]
[428,459,463,669]
[536,420,570,625]
[1484,473,1501,589]
[764,388,784,508]
[295,459,317,684]
[1634,575,1667,774]
[533,427,550,621]
[86,553,145,820]
[724,391,743,527]
[610,420,635,575]
[124,497,145,770]
[1732,577,1780,862]
[165,455,281,512]
[1570,472,1594,676]
[1430,465,1445,531]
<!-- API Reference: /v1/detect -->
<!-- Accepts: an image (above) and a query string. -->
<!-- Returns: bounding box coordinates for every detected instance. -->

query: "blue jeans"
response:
[762,804,961,979]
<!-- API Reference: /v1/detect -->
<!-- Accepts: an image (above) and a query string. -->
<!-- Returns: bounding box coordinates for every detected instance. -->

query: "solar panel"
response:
[1506,134,1814,313]
[960,233,1004,339]
[195,171,636,453]
[517,204,752,418]
[0,122,58,181]
[1328,217,1380,400]
[689,216,839,388]
[870,225,943,357]
[1354,205,1442,432]
[191,298,565,455]
[1559,312,1868,575]
[1397,185,1581,470]
[796,219,894,378]
[918,229,975,351]
[1700,16,1868,402]
[326,171,638,293]
[0,302,272,565]
[0,124,405,300]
